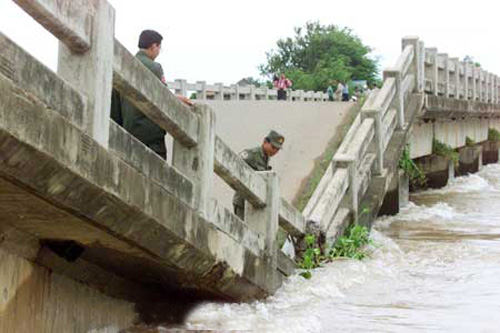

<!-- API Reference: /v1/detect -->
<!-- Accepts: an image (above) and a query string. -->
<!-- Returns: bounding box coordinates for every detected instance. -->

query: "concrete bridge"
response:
[1,1,500,332]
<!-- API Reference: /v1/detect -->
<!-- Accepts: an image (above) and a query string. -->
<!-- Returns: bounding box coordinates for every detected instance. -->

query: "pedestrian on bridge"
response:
[111,29,192,160]
[233,130,285,220]
[274,74,292,100]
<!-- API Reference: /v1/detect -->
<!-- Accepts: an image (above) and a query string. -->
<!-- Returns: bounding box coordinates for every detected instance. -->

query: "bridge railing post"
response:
[464,62,470,100]
[174,79,187,97]
[439,53,449,98]
[384,69,404,129]
[56,0,115,148]
[196,81,207,100]
[451,58,460,99]
[402,37,422,93]
[245,172,280,267]
[426,48,439,96]
[172,104,215,218]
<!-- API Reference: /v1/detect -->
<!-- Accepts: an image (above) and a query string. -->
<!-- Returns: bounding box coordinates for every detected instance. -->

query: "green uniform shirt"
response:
[111,50,167,157]
[232,146,270,208]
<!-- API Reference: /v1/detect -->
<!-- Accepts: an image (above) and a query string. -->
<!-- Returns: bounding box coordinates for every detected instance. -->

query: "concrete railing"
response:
[10,0,305,285]
[424,49,500,104]
[167,79,330,102]
[303,36,500,243]
[303,37,422,242]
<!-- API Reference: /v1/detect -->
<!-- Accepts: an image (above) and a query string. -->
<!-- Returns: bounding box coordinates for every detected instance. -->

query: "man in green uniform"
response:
[232,130,285,220]
[111,29,167,159]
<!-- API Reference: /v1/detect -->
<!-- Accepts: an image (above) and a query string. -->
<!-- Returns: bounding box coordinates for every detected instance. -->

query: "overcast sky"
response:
[1,0,499,85]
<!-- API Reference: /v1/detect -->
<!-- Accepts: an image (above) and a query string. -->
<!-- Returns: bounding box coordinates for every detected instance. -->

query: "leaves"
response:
[260,21,379,92]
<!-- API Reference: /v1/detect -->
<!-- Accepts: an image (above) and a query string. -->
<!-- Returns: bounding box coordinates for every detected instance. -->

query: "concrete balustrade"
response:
[1,2,311,330]
[166,79,330,102]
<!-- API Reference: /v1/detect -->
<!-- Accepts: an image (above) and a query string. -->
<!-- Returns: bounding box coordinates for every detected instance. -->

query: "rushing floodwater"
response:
[178,163,500,332]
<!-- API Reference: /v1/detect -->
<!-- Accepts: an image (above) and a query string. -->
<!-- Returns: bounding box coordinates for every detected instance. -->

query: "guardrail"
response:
[424,50,500,104]
[303,37,421,239]
[9,0,306,281]
[167,79,330,102]
[303,36,500,243]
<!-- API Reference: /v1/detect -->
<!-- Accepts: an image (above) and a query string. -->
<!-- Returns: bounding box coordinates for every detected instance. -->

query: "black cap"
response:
[138,30,163,49]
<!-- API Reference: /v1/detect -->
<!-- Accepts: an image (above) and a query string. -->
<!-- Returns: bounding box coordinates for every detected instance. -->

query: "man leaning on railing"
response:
[111,29,192,160]
[232,130,285,220]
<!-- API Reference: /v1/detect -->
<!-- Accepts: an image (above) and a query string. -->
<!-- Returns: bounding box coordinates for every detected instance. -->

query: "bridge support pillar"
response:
[172,104,216,218]
[245,172,280,268]
[399,170,409,210]
[57,0,115,148]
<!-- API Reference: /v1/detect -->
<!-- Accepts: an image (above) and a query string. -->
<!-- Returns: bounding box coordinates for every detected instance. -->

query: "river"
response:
[174,163,500,332]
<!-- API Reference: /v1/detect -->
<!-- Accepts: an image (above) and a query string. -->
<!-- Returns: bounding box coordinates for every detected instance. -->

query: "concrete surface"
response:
[202,100,355,209]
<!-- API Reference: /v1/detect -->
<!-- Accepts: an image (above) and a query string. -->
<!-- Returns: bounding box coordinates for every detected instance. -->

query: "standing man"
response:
[111,30,173,159]
[232,130,285,220]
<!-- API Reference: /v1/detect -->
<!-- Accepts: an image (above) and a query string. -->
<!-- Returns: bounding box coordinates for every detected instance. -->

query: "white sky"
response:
[1,0,499,85]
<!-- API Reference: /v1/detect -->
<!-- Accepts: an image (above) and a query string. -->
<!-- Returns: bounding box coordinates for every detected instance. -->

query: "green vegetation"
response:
[465,136,475,147]
[488,128,500,142]
[329,224,371,260]
[260,22,379,92]
[398,145,426,186]
[298,234,322,279]
[298,224,372,279]
[433,139,459,166]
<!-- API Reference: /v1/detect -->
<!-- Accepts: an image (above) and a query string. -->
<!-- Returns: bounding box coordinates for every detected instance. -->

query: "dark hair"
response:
[138,30,163,49]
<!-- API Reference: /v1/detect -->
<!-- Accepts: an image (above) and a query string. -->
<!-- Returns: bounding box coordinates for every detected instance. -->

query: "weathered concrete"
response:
[13,0,92,53]
[457,145,482,176]
[0,248,136,333]
[482,141,499,164]
[0,53,282,302]
[57,0,115,147]
[414,154,453,189]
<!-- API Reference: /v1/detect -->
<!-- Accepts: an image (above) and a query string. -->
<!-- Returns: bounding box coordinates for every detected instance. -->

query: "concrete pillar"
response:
[298,90,304,101]
[384,68,404,129]
[447,159,455,183]
[402,36,422,93]
[427,48,439,96]
[439,53,449,97]
[249,85,256,100]
[245,172,280,267]
[464,62,470,100]
[398,170,409,210]
[348,161,359,220]
[196,81,207,100]
[172,104,215,218]
[214,83,224,100]
[57,0,115,148]
[174,79,187,97]
[451,58,460,99]
[264,87,269,100]
[472,68,478,101]
[230,84,239,100]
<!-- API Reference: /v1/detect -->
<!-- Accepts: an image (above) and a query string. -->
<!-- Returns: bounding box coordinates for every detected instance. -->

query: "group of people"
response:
[110,29,285,222]
[326,81,350,102]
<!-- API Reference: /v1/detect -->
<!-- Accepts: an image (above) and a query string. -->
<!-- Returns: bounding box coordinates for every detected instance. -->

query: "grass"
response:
[292,99,363,212]
[432,138,459,166]
[488,128,500,142]
[398,145,427,186]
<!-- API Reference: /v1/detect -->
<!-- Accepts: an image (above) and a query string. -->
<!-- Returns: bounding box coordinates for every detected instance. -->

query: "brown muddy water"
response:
[154,164,500,332]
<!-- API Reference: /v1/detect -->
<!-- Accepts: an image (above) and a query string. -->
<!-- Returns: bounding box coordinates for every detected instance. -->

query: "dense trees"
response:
[259,22,379,92]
